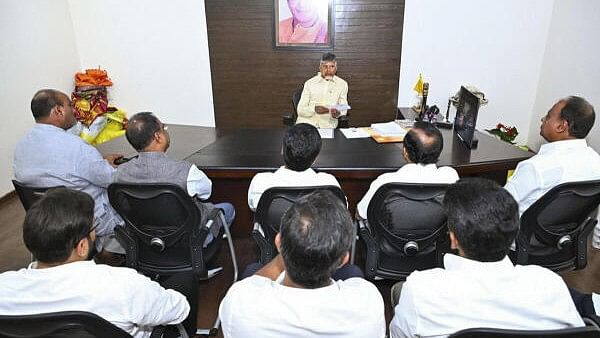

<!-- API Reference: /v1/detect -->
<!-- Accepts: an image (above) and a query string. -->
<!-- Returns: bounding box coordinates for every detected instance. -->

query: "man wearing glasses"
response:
[0,188,197,337]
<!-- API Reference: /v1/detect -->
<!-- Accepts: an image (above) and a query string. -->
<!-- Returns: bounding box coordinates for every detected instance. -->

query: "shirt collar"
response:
[138,151,168,159]
[34,123,65,132]
[538,139,588,154]
[317,72,337,83]
[443,253,514,272]
[278,166,317,175]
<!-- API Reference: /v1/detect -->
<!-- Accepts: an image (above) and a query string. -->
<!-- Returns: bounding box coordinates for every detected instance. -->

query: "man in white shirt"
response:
[390,178,584,338]
[505,96,600,215]
[115,112,235,246]
[247,122,340,211]
[296,53,349,128]
[220,190,385,338]
[357,121,459,219]
[0,188,194,338]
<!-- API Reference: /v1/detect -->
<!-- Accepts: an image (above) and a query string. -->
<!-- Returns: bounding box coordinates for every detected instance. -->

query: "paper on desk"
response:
[340,127,370,139]
[370,121,408,137]
[318,128,334,139]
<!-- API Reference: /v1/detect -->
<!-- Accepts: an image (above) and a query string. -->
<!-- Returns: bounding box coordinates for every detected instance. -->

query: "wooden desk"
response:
[99,124,532,237]
[186,127,532,237]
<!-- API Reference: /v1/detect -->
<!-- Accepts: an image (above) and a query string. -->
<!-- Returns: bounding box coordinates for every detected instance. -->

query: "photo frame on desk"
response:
[273,0,335,50]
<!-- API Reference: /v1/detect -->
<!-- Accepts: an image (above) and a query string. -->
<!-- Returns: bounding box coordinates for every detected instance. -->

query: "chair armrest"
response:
[283,112,295,126]
[338,115,349,128]
[202,208,223,231]
[252,223,276,264]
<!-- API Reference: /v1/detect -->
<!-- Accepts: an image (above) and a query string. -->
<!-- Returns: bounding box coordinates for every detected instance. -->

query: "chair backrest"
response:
[448,326,600,338]
[291,88,303,122]
[363,182,450,279]
[254,185,346,244]
[108,183,210,277]
[12,180,63,211]
[0,311,132,338]
[516,179,600,271]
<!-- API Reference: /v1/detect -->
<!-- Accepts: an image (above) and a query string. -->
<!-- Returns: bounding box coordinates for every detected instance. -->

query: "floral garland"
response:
[485,123,518,144]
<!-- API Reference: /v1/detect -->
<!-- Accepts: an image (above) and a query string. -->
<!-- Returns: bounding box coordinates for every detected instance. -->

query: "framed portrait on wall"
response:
[274,0,334,50]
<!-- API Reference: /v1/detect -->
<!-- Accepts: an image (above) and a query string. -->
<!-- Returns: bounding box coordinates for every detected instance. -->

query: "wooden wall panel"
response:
[205,0,405,129]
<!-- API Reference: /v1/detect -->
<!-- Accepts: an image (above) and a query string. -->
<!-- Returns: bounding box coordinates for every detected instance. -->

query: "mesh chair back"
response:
[516,179,600,271]
[0,311,132,338]
[449,326,600,338]
[12,180,63,210]
[363,182,450,279]
[108,183,211,277]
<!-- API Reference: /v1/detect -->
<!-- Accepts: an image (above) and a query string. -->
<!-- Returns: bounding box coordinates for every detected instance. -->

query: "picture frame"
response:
[273,0,335,50]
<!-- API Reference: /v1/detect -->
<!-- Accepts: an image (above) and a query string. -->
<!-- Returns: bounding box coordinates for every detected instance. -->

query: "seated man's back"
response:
[505,96,600,215]
[248,123,340,210]
[221,191,385,337]
[14,89,121,239]
[0,188,190,338]
[390,178,583,338]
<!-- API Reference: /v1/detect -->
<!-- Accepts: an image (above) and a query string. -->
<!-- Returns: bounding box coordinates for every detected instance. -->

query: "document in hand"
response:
[327,104,351,111]
[370,122,408,137]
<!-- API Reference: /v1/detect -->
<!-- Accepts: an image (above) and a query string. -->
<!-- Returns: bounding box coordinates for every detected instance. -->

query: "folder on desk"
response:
[366,122,408,143]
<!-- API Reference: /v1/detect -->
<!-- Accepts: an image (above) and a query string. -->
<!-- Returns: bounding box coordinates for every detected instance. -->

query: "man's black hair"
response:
[283,123,322,171]
[444,177,519,262]
[30,89,68,120]
[560,96,596,138]
[23,188,95,264]
[321,53,336,63]
[279,190,353,288]
[126,112,162,151]
[403,121,443,164]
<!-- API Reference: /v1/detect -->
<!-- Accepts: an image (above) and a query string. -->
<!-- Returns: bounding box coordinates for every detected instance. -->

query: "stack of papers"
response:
[318,128,334,139]
[340,128,370,139]
[370,122,408,137]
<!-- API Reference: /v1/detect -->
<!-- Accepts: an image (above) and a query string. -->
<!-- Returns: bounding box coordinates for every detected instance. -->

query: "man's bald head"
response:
[403,121,443,164]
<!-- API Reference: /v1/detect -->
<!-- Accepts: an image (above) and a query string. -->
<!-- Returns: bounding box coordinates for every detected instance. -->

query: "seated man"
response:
[114,112,235,246]
[247,122,340,211]
[390,178,584,338]
[220,191,385,337]
[0,188,196,337]
[505,96,600,215]
[296,52,349,128]
[13,89,123,253]
[357,121,459,219]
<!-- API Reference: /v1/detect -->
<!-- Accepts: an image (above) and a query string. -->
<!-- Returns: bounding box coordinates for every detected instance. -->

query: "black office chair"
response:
[448,326,600,337]
[252,186,347,264]
[357,183,451,280]
[0,311,132,338]
[108,183,238,337]
[283,86,350,128]
[512,179,600,272]
[12,180,63,210]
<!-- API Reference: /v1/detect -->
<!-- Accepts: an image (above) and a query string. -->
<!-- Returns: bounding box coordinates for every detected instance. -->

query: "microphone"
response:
[419,82,429,121]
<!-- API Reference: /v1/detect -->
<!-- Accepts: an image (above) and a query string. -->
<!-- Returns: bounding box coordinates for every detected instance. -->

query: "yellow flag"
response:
[413,73,424,95]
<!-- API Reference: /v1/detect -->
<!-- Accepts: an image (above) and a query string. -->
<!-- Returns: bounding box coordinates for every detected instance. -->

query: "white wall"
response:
[68,0,215,127]
[527,0,600,152]
[0,0,81,196]
[398,0,554,144]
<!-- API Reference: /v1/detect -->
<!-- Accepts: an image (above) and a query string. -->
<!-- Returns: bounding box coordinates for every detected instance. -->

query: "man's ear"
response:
[557,118,569,134]
[74,238,89,259]
[339,252,349,267]
[449,231,459,250]
[275,233,282,252]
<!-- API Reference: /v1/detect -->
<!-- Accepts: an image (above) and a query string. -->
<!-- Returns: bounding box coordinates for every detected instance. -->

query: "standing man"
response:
[505,96,600,215]
[296,52,349,128]
[14,89,123,253]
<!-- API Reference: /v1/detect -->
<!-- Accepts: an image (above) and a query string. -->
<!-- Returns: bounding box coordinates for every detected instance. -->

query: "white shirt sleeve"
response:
[187,165,212,200]
[124,272,190,328]
[247,174,267,211]
[389,282,418,338]
[504,161,540,215]
[337,81,349,117]
[357,176,386,219]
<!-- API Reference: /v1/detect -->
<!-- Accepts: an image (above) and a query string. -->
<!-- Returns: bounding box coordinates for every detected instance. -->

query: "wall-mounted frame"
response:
[274,0,334,50]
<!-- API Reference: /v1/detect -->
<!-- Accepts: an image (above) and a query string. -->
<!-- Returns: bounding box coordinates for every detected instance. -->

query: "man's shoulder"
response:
[333,75,348,86]
[305,74,322,86]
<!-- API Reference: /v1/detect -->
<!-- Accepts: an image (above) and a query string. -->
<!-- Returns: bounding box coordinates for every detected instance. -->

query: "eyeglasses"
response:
[78,223,98,244]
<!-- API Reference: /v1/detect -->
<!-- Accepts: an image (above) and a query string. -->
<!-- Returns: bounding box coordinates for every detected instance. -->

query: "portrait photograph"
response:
[274,0,334,49]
